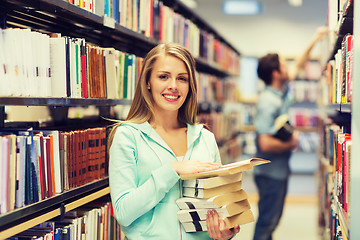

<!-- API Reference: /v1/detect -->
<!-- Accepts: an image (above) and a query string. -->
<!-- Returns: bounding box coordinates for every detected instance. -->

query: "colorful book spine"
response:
[0,127,108,215]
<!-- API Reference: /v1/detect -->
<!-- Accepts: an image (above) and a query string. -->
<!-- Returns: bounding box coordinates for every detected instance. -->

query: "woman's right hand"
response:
[170,160,221,175]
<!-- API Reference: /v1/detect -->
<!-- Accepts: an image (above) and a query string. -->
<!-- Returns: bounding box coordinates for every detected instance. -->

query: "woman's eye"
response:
[159,75,168,80]
[178,77,188,82]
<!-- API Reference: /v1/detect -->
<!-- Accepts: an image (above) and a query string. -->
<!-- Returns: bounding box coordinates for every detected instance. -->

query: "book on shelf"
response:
[0,127,108,214]
[181,209,254,232]
[183,181,242,199]
[273,114,294,141]
[183,172,242,189]
[176,189,248,210]
[180,158,270,180]
[177,199,251,223]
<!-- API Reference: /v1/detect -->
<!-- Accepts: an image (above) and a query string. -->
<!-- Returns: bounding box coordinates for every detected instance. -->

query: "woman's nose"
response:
[168,78,177,89]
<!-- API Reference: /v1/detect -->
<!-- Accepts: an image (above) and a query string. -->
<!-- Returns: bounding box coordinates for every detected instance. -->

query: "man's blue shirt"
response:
[253,85,292,180]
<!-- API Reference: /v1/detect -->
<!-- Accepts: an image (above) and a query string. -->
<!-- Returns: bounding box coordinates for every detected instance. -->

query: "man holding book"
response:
[252,26,328,240]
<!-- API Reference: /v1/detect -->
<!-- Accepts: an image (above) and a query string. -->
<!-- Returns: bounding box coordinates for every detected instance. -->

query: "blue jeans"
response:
[253,175,288,240]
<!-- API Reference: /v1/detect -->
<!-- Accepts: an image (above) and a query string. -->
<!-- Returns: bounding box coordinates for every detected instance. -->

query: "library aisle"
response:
[234,172,319,240]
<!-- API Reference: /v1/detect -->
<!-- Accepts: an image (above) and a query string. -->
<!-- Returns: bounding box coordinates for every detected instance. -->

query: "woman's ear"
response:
[147,83,151,90]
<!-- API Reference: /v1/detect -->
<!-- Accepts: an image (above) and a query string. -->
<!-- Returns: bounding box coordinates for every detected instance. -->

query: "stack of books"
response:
[177,158,270,232]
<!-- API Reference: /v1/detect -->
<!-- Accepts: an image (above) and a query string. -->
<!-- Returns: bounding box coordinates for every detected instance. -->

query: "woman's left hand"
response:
[206,210,240,240]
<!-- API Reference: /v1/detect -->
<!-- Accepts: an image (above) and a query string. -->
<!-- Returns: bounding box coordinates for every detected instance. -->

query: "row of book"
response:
[8,201,124,240]
[64,0,240,75]
[0,28,143,99]
[286,59,322,81]
[296,132,320,153]
[323,34,353,104]
[0,127,107,215]
[198,111,242,144]
[288,80,319,103]
[288,108,321,127]
[219,136,242,165]
[177,158,269,232]
[321,123,351,213]
[197,73,240,104]
[329,202,346,240]
[0,28,239,101]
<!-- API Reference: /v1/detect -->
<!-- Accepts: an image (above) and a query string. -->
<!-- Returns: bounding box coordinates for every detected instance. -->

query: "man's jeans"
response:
[253,175,288,240]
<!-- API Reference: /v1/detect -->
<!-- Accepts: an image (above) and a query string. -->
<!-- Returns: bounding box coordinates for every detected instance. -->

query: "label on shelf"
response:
[102,16,115,29]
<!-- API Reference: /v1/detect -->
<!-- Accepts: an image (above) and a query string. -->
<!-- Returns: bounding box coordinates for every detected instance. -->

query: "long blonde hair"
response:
[108,43,198,149]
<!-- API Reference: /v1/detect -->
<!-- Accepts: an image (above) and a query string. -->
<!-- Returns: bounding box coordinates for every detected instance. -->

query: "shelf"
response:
[0,178,109,239]
[0,97,132,106]
[295,126,319,132]
[328,0,353,61]
[4,0,157,57]
[326,103,352,113]
[162,0,240,56]
[3,0,238,77]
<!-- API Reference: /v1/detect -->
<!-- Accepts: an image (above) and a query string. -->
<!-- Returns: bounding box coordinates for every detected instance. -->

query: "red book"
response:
[44,136,53,198]
[49,135,55,196]
[80,40,88,98]
[37,134,46,200]
[343,134,351,212]
[88,128,96,183]
[100,127,106,179]
[346,35,353,102]
[68,131,74,189]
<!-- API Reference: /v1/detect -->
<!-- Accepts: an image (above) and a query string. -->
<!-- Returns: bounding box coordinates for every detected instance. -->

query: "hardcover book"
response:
[177,199,251,223]
[180,158,270,180]
[183,172,242,189]
[273,114,294,141]
[183,181,242,199]
[176,189,248,209]
[181,209,254,232]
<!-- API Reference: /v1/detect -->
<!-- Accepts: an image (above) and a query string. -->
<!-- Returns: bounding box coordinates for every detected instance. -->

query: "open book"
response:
[180,158,270,180]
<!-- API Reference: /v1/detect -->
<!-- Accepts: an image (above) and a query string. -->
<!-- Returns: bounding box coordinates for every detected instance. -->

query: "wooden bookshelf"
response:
[0,178,109,239]
[0,0,241,238]
[318,0,358,239]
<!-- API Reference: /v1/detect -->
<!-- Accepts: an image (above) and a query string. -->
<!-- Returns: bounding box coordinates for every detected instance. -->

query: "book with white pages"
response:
[49,35,67,97]
[177,189,248,209]
[183,181,242,199]
[181,209,255,232]
[182,172,242,189]
[177,199,251,223]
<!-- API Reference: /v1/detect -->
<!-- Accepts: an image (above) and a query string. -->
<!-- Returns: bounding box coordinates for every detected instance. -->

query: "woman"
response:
[108,42,240,239]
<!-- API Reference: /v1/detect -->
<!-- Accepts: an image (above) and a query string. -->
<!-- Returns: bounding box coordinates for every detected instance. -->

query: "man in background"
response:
[253,26,328,240]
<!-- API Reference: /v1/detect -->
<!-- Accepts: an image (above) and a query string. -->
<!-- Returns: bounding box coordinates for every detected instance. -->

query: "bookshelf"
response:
[349,0,360,239]
[0,0,241,238]
[0,179,109,239]
[317,0,360,239]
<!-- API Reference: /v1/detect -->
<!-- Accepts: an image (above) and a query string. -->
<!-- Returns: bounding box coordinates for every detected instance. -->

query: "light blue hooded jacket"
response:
[109,121,221,240]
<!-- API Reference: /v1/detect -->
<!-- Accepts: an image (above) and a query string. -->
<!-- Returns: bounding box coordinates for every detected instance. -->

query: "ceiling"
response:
[190,0,329,57]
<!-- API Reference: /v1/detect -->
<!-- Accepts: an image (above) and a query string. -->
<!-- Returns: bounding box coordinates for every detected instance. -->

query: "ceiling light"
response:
[223,0,262,15]
[288,0,303,7]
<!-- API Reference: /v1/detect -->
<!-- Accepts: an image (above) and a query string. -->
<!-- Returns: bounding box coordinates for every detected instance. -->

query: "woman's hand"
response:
[207,210,240,240]
[170,160,221,175]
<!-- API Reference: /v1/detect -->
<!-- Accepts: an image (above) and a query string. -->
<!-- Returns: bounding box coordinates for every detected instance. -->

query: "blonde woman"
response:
[108,43,240,239]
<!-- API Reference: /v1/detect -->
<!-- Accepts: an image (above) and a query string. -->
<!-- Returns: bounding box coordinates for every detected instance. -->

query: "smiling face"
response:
[147,54,189,117]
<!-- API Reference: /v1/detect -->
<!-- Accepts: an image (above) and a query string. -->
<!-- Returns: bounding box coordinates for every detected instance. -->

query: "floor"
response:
[233,171,320,240]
